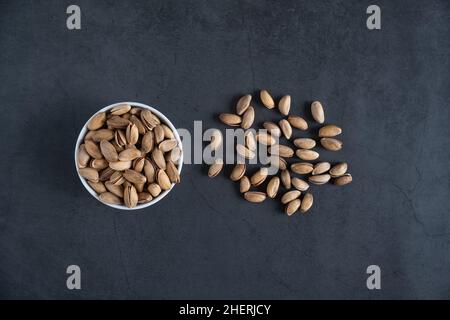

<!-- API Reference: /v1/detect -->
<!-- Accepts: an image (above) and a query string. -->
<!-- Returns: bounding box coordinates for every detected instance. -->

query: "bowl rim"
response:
[74,102,183,211]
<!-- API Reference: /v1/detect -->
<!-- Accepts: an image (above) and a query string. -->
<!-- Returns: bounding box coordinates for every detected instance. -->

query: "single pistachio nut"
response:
[269,145,294,158]
[107,116,130,129]
[244,191,267,203]
[126,123,139,145]
[285,199,301,216]
[281,169,291,189]
[77,144,90,168]
[230,164,246,181]
[100,140,119,162]
[335,173,352,186]
[291,177,309,191]
[161,124,174,139]
[156,169,172,190]
[281,190,301,204]
[219,113,241,126]
[300,192,313,213]
[279,119,292,139]
[260,90,275,109]
[311,101,325,124]
[123,169,147,185]
[166,160,180,184]
[241,106,255,129]
[278,95,291,116]
[319,124,342,137]
[141,131,154,154]
[115,130,127,147]
[245,131,257,151]
[329,162,348,177]
[208,159,223,178]
[143,159,156,183]
[267,176,280,198]
[236,94,252,115]
[151,148,167,170]
[250,167,269,187]
[147,183,162,197]
[87,181,107,194]
[287,116,308,131]
[119,148,142,162]
[124,184,138,208]
[79,167,99,182]
[154,125,165,144]
[110,103,131,116]
[91,129,115,142]
[291,162,314,175]
[87,112,106,131]
[240,176,251,193]
[309,174,331,185]
[312,162,331,175]
[293,138,316,149]
[84,140,103,159]
[99,192,122,205]
[133,157,146,173]
[262,122,281,137]
[296,149,320,161]
[159,139,178,153]
[320,138,343,151]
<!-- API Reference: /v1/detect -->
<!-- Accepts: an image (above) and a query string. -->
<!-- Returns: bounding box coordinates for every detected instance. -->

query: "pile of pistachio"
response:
[77,104,181,208]
[208,90,352,216]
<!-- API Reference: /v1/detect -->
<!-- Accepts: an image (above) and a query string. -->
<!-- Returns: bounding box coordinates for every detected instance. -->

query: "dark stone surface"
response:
[0,0,449,299]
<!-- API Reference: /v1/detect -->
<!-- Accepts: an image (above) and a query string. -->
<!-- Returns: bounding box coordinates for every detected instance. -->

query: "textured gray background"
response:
[0,0,449,299]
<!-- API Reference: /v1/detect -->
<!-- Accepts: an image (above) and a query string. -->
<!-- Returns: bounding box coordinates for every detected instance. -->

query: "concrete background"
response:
[0,0,449,299]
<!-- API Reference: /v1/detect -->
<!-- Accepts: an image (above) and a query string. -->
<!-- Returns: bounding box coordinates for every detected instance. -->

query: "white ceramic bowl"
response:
[74,102,183,210]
